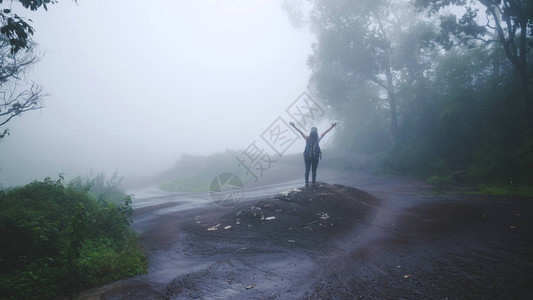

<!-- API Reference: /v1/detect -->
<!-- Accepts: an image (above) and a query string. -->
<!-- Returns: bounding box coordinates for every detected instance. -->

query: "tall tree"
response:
[414,0,533,123]
[285,0,532,182]
[308,0,432,145]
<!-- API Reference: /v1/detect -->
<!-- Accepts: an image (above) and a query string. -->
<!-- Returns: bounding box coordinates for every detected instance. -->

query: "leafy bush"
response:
[74,235,146,286]
[0,175,147,299]
[68,171,127,204]
[379,137,437,178]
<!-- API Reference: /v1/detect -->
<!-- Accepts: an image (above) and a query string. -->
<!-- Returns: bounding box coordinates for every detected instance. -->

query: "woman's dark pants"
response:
[304,156,319,184]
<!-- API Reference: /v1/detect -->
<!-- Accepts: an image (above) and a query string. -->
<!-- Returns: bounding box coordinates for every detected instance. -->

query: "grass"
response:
[422,182,533,197]
[470,184,533,197]
[159,175,213,192]
[426,175,453,185]
[158,150,252,192]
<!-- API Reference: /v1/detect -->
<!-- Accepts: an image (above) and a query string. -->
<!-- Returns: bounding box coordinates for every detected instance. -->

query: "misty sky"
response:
[0,0,320,186]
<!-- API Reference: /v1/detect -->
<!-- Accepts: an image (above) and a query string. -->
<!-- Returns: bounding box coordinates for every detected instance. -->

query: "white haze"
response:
[0,0,317,186]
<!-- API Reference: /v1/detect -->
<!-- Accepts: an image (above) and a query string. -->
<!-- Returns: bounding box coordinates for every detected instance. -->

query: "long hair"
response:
[309,127,318,140]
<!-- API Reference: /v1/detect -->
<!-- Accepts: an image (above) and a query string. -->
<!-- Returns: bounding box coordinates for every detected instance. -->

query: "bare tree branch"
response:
[369,76,388,91]
[0,37,46,135]
[0,83,45,126]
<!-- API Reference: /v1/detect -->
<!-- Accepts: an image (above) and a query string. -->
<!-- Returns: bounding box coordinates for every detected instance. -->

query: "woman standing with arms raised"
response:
[290,122,337,186]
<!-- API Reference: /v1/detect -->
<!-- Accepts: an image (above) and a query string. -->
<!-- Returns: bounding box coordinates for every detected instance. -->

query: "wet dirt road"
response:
[76,167,533,299]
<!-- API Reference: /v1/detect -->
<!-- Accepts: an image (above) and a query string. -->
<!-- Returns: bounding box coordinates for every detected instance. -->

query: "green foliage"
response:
[74,235,146,286]
[308,0,401,142]
[384,45,531,184]
[69,171,130,205]
[305,0,533,185]
[0,175,147,299]
[472,185,533,197]
[0,0,66,54]
[381,137,433,177]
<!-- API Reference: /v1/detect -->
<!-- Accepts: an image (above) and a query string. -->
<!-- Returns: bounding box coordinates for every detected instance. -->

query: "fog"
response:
[0,0,316,186]
[2,1,532,298]
[2,0,530,189]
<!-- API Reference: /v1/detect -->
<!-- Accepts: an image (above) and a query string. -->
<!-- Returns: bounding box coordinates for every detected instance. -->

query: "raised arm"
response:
[290,121,307,139]
[320,122,337,139]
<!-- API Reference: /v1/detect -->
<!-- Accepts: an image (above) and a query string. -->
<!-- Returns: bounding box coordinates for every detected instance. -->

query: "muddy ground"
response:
[76,165,533,299]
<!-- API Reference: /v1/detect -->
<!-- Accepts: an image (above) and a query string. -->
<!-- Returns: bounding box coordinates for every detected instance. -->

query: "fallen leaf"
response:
[510,226,516,229]
[403,274,413,278]
[207,224,220,231]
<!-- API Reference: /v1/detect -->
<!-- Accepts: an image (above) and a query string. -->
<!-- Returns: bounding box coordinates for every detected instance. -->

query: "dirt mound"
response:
[183,183,379,256]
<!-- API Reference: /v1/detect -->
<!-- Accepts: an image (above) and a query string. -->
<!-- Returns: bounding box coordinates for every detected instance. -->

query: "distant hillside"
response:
[124,149,377,191]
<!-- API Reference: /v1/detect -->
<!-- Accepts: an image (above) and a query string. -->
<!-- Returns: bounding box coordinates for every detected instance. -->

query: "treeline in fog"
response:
[295,0,532,184]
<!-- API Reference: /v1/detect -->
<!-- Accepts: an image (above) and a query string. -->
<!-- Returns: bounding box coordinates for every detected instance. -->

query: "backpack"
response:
[303,136,321,160]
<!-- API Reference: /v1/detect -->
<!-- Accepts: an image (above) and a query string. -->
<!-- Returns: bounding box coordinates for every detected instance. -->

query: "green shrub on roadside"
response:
[74,235,147,285]
[0,175,147,299]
